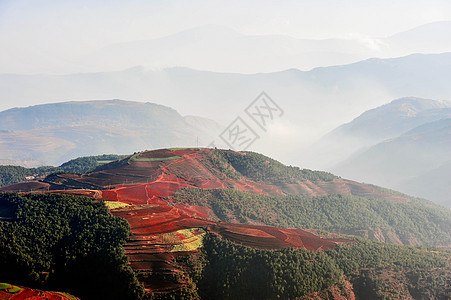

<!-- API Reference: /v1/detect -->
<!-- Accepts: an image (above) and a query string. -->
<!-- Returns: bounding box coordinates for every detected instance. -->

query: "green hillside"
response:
[175,188,450,246]
[215,150,337,183]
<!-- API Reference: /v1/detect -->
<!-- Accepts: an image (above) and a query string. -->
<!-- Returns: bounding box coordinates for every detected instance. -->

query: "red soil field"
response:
[109,197,348,293]
[1,148,410,205]
[43,148,285,201]
[209,222,340,251]
[0,181,51,192]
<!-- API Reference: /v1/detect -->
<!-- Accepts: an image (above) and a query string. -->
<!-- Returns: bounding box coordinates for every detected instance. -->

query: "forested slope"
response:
[0,192,144,300]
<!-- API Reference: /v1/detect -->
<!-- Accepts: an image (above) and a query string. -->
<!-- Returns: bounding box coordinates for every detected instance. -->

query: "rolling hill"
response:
[3,148,448,246]
[0,100,221,166]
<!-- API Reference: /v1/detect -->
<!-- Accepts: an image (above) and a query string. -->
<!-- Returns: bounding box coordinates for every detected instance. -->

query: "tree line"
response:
[0,154,125,187]
[0,192,144,299]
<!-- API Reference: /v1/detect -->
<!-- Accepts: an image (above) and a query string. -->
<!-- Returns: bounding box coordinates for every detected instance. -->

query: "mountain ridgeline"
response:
[304,97,451,207]
[305,97,451,169]
[212,150,337,183]
[3,53,451,165]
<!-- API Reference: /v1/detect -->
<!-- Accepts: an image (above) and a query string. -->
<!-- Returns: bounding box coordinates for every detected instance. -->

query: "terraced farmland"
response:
[2,148,449,297]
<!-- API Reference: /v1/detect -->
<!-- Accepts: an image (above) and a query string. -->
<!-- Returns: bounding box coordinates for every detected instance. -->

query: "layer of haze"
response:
[1,0,451,76]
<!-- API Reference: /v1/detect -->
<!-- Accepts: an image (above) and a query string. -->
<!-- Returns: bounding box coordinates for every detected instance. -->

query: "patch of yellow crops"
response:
[156,228,205,252]
[56,292,78,300]
[172,233,205,252]
[105,201,131,209]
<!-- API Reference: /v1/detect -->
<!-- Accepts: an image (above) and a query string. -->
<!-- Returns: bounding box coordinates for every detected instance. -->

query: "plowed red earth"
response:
[110,200,344,292]
[0,181,51,192]
[1,148,357,294]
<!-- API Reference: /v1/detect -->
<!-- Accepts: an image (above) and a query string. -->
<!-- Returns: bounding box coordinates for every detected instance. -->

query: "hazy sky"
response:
[1,0,451,74]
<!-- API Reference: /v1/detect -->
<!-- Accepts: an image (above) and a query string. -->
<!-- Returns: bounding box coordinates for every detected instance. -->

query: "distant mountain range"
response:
[304,97,451,206]
[6,21,450,75]
[79,24,382,73]
[304,97,451,168]
[0,100,221,165]
[2,52,451,165]
[90,21,449,73]
[333,117,451,207]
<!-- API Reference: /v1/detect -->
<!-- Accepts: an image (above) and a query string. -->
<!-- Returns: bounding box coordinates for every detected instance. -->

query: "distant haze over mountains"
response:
[79,22,451,74]
[335,118,451,207]
[304,97,451,169]
[1,23,451,206]
[1,97,449,207]
[2,21,451,75]
[1,3,450,297]
[305,97,451,207]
